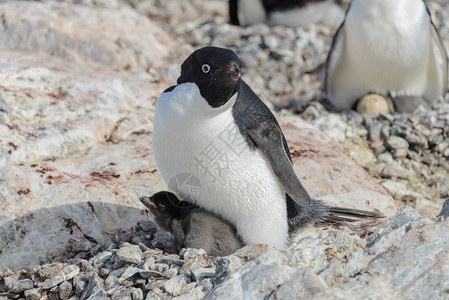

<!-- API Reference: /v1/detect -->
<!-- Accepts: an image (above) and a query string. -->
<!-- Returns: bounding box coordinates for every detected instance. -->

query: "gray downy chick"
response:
[140,191,244,256]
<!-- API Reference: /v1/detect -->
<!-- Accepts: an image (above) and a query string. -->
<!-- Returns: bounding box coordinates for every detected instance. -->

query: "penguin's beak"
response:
[139,196,156,209]
[226,65,241,81]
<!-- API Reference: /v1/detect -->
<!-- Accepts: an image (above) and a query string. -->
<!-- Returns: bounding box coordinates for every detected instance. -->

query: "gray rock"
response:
[0,266,12,278]
[151,232,174,251]
[93,251,113,266]
[435,139,449,153]
[379,112,394,123]
[368,217,433,256]
[24,288,41,300]
[86,289,107,299]
[233,244,269,262]
[316,273,404,299]
[112,287,143,300]
[268,268,326,299]
[118,267,139,284]
[116,245,142,265]
[368,120,383,142]
[68,238,93,253]
[190,268,216,282]
[98,268,109,278]
[444,148,449,157]
[145,289,169,300]
[405,132,428,148]
[162,267,179,279]
[104,275,119,291]
[10,279,33,293]
[180,248,206,261]
[59,281,73,299]
[163,275,191,297]
[139,269,163,279]
[140,256,156,270]
[152,263,170,273]
[377,152,394,164]
[145,279,167,292]
[381,163,410,179]
[286,231,359,272]
[80,273,103,300]
[367,221,449,299]
[386,136,409,150]
[345,248,372,277]
[158,254,182,265]
[2,275,14,291]
[211,255,244,286]
[100,240,118,252]
[73,276,88,296]
[173,278,213,300]
[41,265,80,290]
[207,248,296,300]
[393,148,408,158]
[384,207,422,234]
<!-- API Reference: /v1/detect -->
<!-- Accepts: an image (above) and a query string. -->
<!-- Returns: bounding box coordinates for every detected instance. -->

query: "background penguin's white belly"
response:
[153,85,289,249]
[345,0,431,96]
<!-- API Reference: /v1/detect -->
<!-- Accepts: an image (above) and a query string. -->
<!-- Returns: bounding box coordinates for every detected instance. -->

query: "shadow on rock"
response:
[0,202,157,271]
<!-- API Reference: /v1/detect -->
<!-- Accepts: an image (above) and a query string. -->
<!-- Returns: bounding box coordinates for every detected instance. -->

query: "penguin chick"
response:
[326,0,448,113]
[152,46,383,250]
[229,0,345,28]
[140,192,244,256]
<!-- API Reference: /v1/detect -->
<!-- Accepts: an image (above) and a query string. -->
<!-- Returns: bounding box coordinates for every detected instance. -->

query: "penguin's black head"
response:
[177,47,242,108]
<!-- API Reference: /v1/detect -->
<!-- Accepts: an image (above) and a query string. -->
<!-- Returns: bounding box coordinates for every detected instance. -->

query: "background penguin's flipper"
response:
[324,17,358,110]
[428,18,448,98]
[324,17,346,94]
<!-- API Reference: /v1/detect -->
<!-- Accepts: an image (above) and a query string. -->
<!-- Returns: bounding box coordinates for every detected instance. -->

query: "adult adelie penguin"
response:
[325,0,448,113]
[153,46,382,249]
[229,0,345,28]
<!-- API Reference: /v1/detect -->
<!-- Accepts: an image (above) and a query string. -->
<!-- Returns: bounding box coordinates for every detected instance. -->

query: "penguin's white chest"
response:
[152,83,288,249]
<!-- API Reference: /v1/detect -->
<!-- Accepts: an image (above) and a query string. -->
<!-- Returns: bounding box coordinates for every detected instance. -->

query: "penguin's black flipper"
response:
[247,121,312,209]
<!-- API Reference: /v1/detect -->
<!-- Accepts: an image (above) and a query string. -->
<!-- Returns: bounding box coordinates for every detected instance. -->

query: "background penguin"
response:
[152,46,383,250]
[140,192,244,256]
[229,0,345,28]
[325,0,448,113]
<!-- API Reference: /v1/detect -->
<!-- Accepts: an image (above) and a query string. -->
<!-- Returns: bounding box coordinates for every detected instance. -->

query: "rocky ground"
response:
[0,0,449,299]
[1,208,448,299]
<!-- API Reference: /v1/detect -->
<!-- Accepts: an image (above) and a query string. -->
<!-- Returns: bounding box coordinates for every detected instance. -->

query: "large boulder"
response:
[0,1,173,70]
[0,49,166,270]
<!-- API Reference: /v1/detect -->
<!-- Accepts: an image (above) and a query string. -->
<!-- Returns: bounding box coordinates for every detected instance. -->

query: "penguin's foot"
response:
[389,95,429,113]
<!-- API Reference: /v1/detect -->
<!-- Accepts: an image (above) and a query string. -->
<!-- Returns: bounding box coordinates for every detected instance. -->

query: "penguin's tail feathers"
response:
[319,205,385,225]
[287,198,384,230]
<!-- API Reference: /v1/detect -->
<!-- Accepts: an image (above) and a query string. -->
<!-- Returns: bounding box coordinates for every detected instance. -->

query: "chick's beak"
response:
[139,196,156,209]
[226,65,241,81]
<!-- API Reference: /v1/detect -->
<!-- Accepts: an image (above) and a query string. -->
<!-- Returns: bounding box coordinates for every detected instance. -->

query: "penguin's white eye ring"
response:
[202,64,211,73]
